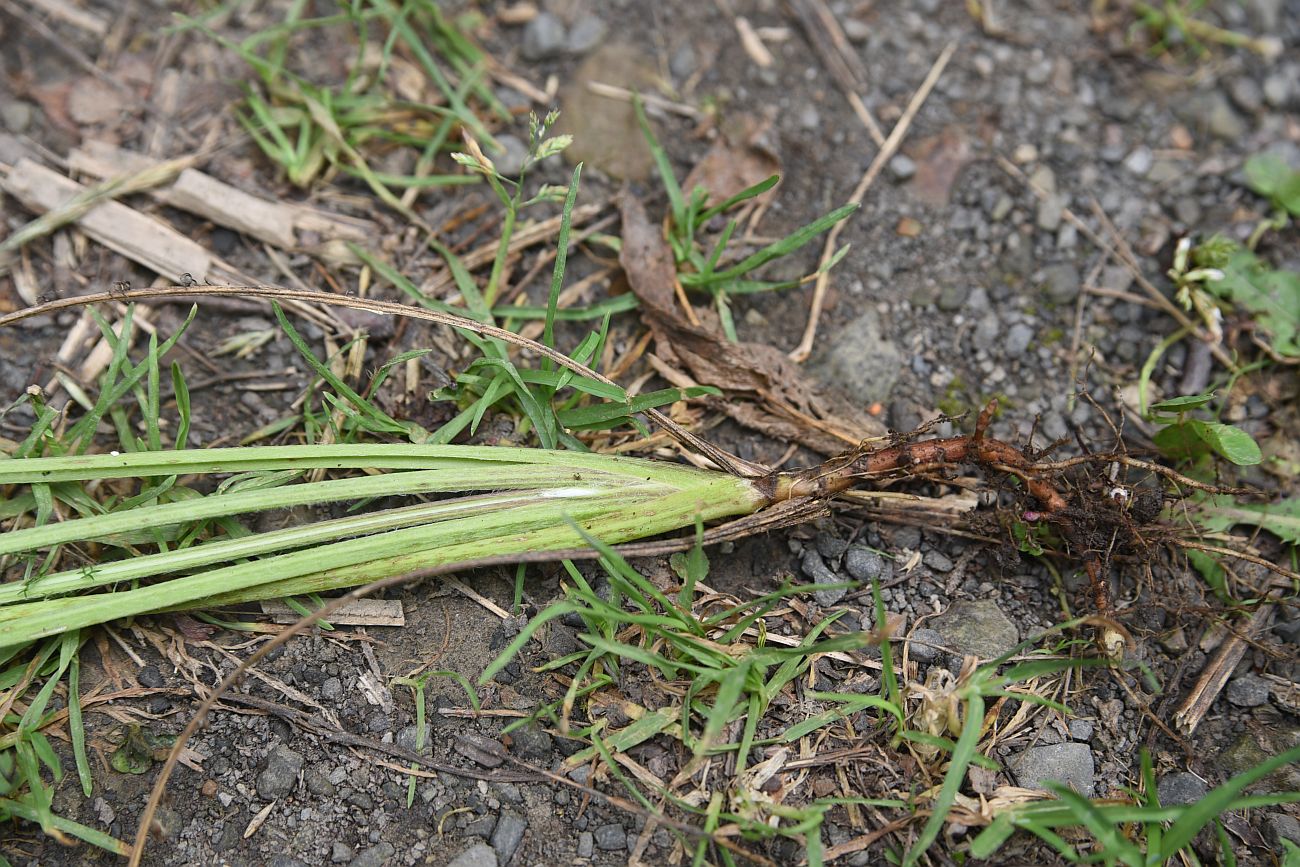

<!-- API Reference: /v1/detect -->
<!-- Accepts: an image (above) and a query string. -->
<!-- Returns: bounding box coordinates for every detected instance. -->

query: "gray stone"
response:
[798,105,821,130]
[973,314,1001,352]
[1229,77,1263,113]
[1226,673,1270,707]
[1,100,33,134]
[305,768,337,797]
[1219,728,1300,793]
[1005,323,1034,358]
[509,723,553,760]
[888,154,917,181]
[577,831,595,858]
[1028,165,1061,230]
[492,134,529,178]
[1037,196,1064,232]
[1264,813,1300,848]
[1173,198,1202,225]
[816,533,850,560]
[1157,772,1208,806]
[1123,146,1153,177]
[803,550,847,606]
[989,194,1013,221]
[843,17,871,42]
[1148,160,1182,184]
[936,284,969,312]
[1010,743,1096,797]
[448,842,498,867]
[1204,91,1247,140]
[465,814,497,839]
[565,16,607,55]
[1275,616,1300,645]
[593,823,627,850]
[321,676,342,700]
[256,744,304,799]
[396,724,432,756]
[1041,263,1081,304]
[931,599,1018,660]
[1263,74,1293,108]
[352,843,395,867]
[812,309,902,405]
[491,810,527,863]
[923,549,954,572]
[844,547,886,582]
[521,13,566,61]
[669,44,696,80]
[907,628,944,664]
[892,525,922,551]
[1068,719,1094,741]
[331,841,353,863]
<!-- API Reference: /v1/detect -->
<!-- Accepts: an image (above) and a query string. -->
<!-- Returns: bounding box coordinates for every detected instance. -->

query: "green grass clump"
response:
[633,99,858,342]
[177,0,499,198]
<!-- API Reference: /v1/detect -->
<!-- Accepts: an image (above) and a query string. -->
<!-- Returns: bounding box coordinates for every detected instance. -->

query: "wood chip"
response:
[2,158,210,282]
[258,598,405,627]
[242,800,277,839]
[69,141,375,247]
[734,17,775,67]
[28,0,108,36]
[1174,590,1280,735]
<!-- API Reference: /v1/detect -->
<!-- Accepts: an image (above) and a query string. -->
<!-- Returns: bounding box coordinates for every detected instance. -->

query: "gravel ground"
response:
[1,0,1298,864]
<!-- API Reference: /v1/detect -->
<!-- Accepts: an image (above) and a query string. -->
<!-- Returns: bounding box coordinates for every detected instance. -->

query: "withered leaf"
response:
[619,192,884,456]
[682,118,781,208]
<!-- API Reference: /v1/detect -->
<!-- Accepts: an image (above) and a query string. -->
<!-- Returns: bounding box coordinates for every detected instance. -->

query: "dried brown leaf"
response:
[682,119,780,208]
[619,192,884,455]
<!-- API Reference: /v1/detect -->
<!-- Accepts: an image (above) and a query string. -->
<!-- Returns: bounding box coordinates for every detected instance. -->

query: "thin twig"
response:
[785,0,887,146]
[790,41,955,362]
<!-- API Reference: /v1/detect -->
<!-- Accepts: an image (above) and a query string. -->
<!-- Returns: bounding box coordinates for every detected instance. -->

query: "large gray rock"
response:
[811,309,902,405]
[256,744,304,799]
[1010,743,1096,797]
[448,843,498,867]
[1157,772,1207,806]
[1226,673,1270,707]
[521,13,566,61]
[1041,263,1081,304]
[931,600,1019,660]
[491,810,527,863]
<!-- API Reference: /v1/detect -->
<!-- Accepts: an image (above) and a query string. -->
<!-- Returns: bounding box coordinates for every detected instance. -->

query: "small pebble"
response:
[565,16,607,55]
[521,12,566,61]
[1157,772,1208,806]
[1010,743,1095,797]
[1226,673,1270,708]
[447,842,498,867]
[907,628,944,664]
[491,811,527,863]
[593,822,627,851]
[888,154,917,181]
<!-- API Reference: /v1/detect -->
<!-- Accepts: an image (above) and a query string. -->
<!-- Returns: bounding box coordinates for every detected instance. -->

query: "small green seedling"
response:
[1147,392,1261,466]
[1129,1,1282,60]
[633,98,857,342]
[1169,236,1227,342]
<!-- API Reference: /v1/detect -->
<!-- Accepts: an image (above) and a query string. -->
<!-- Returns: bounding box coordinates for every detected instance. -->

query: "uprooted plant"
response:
[2,280,1297,864]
